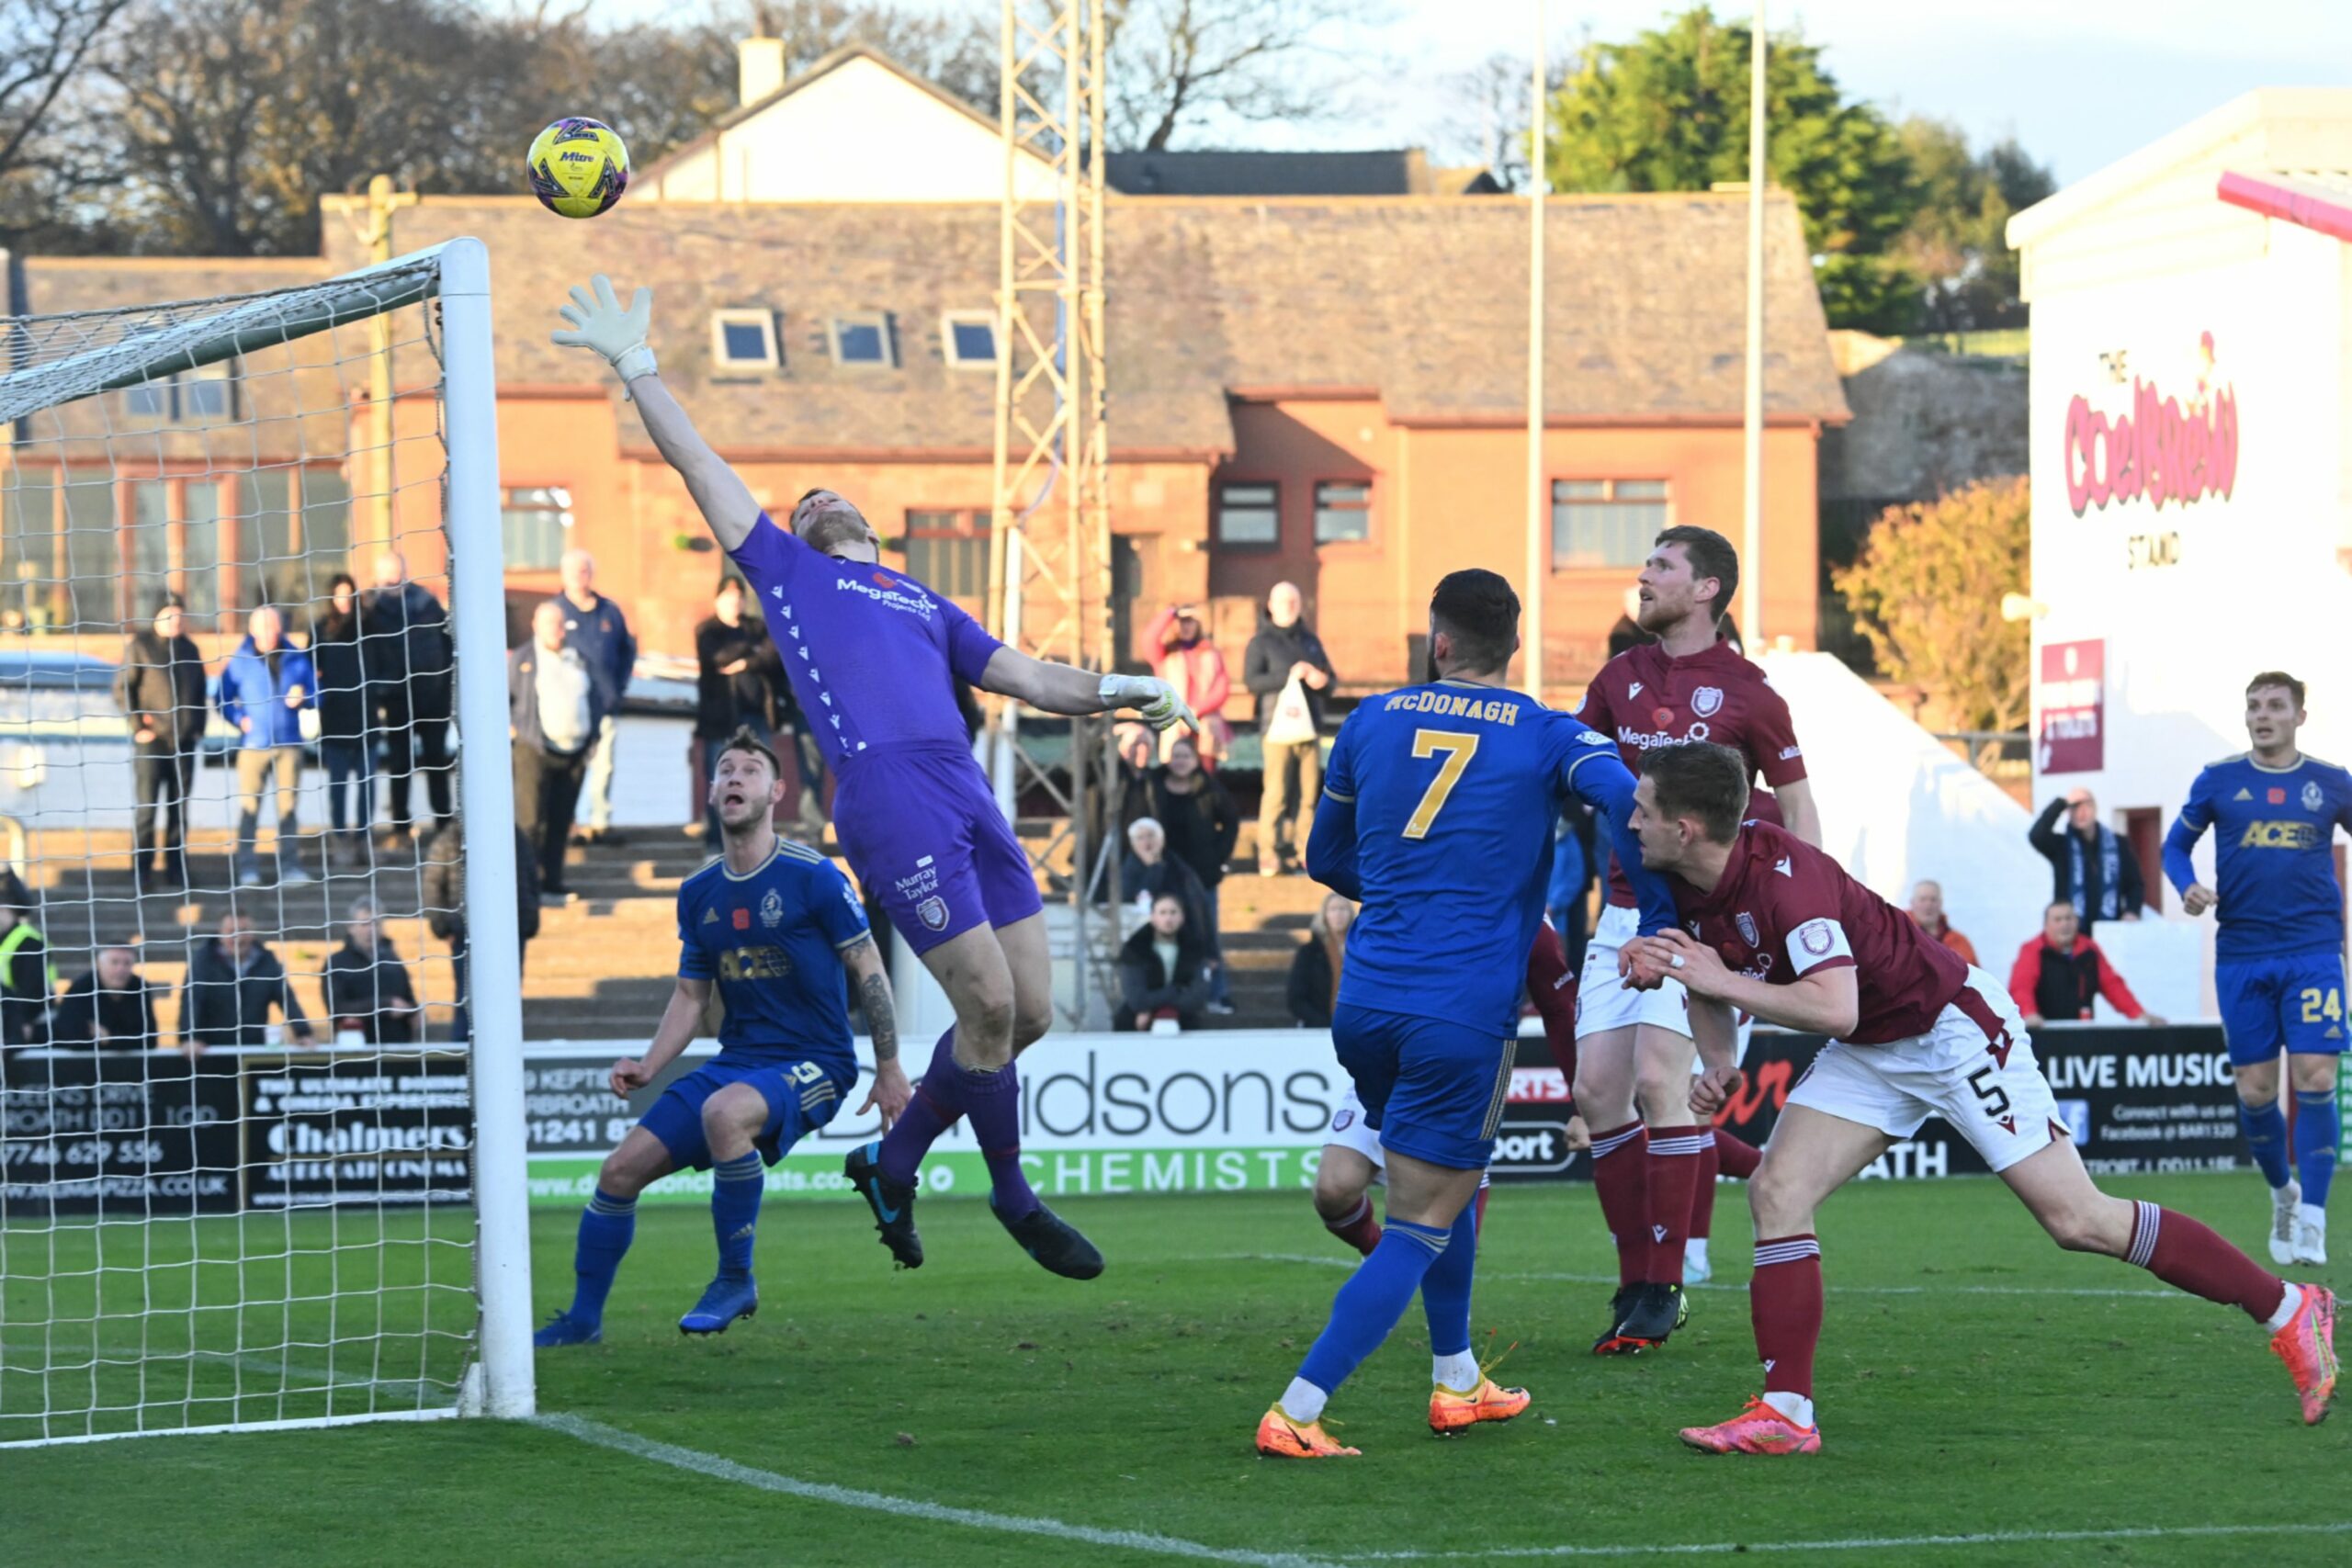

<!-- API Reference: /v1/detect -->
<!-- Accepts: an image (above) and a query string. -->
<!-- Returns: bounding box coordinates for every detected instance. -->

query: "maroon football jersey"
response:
[1671,821,1969,1046]
[1577,641,1806,907]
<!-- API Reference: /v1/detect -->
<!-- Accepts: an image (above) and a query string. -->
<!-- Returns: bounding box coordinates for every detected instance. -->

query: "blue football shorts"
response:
[1330,1001,1517,1171]
[638,1055,847,1171]
[2214,951,2350,1066]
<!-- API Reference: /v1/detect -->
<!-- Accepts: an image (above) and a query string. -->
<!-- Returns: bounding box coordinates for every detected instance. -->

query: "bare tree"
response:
[693,0,999,109]
[0,0,128,182]
[1103,0,1385,152]
[1419,46,1576,191]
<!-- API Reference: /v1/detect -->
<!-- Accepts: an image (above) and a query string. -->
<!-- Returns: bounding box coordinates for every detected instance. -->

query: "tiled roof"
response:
[1105,149,1501,197]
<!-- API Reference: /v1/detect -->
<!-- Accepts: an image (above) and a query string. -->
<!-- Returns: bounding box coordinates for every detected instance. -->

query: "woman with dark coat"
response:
[1148,734,1240,1013]
[1116,892,1214,1032]
[1286,891,1353,1030]
[311,572,375,868]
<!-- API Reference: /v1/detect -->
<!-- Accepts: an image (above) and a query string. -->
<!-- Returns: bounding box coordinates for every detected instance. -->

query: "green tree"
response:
[1832,477,2030,731]
[1889,118,2054,332]
[1544,5,1919,330]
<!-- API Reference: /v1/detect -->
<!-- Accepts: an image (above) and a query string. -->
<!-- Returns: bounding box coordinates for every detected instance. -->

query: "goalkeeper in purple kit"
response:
[554,276,1195,1279]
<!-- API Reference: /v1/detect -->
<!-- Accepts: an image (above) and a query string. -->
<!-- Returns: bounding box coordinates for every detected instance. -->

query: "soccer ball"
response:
[527,118,630,220]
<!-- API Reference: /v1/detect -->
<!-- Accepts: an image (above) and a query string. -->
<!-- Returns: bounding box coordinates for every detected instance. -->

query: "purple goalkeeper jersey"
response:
[727,513,1003,768]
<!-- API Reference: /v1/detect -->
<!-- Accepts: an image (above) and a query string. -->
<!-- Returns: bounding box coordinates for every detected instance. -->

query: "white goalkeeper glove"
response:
[551,274,659,389]
[1099,673,1197,735]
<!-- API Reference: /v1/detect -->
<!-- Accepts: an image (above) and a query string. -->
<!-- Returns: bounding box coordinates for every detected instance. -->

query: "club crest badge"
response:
[918,896,950,931]
[2304,781,2324,812]
[1691,685,1724,718]
[1736,911,1758,947]
[1333,1109,1355,1132]
[760,888,784,928]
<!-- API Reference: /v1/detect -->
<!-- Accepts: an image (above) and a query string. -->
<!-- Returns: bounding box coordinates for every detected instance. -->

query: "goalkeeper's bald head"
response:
[790,488,881,561]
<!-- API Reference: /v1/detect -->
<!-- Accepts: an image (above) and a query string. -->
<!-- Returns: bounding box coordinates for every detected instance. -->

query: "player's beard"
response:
[800,509,870,558]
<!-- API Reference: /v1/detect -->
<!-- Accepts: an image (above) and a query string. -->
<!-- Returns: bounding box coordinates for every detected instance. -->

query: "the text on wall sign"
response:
[2064,363,2238,517]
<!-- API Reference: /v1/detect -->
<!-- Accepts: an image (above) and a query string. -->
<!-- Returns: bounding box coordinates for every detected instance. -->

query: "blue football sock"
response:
[2294,1090,2339,1208]
[711,1153,765,1280]
[2239,1097,2292,1190]
[1419,1205,1480,1359]
[962,1061,1041,1220]
[567,1189,636,1325]
[1295,1218,1451,1397]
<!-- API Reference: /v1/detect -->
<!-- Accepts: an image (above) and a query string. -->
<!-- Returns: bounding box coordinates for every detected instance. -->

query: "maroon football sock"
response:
[1645,1125,1708,1286]
[1589,1121,1650,1286]
[2125,1201,2287,1323]
[1751,1234,1823,1399]
[1323,1194,1384,1256]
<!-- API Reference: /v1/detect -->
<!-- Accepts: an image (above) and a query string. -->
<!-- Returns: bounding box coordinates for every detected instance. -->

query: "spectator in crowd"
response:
[1119,816,1213,943]
[1907,878,1979,964]
[114,592,207,891]
[324,897,423,1044]
[509,600,605,907]
[1287,891,1353,1030]
[1242,581,1336,876]
[310,572,375,870]
[52,946,160,1049]
[0,898,53,1046]
[693,575,783,845]
[362,550,454,852]
[1148,734,1239,1014]
[215,604,314,888]
[422,818,540,1045]
[551,548,637,846]
[1605,584,1652,659]
[2030,785,2144,931]
[2009,899,2166,1030]
[1117,891,1214,1032]
[180,914,313,1055]
[1146,603,1233,767]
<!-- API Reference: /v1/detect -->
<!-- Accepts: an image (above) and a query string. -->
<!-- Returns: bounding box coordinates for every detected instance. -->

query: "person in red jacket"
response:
[1146,603,1233,767]
[2010,900,2167,1029]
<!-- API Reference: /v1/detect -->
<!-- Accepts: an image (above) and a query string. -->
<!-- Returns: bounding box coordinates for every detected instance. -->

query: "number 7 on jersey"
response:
[1404,729,1480,839]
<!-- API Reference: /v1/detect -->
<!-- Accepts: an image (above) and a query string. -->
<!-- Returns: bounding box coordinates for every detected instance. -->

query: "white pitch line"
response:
[536,1413,1348,1568]
[1219,1254,2185,1300]
[1348,1520,2352,1560]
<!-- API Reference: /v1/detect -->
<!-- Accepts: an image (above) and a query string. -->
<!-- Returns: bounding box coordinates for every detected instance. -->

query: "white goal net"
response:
[0,239,532,1444]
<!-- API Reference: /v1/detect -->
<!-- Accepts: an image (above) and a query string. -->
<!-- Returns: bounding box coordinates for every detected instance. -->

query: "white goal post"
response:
[0,236,533,1444]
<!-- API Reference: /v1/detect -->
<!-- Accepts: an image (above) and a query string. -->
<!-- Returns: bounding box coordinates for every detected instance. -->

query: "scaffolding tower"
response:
[988,0,1117,1025]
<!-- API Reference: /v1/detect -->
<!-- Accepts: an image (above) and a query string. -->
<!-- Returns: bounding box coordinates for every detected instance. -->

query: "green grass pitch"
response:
[4,1172,2346,1565]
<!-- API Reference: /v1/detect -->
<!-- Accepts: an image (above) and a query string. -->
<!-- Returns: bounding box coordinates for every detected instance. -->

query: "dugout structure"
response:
[0,238,534,1443]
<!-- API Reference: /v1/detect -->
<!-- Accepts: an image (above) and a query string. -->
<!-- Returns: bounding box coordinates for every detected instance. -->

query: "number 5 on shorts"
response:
[1405,729,1480,840]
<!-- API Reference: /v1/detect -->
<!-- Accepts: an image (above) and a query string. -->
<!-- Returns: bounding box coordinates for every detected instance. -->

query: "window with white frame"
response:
[502,485,574,570]
[709,310,780,370]
[831,313,896,368]
[1216,482,1280,547]
[941,311,996,367]
[1550,479,1668,569]
[1312,481,1371,545]
[124,361,235,423]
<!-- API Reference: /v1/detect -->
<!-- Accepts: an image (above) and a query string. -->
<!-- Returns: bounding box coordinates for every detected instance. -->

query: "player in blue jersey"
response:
[554,276,1194,1281]
[2165,671,2352,1267]
[1254,570,1681,1458]
[536,728,910,1344]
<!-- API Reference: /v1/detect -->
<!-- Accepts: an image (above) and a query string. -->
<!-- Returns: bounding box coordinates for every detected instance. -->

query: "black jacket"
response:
[181,939,311,1049]
[360,581,453,694]
[324,939,420,1044]
[114,627,209,749]
[1117,921,1214,1030]
[1287,937,1340,1030]
[52,973,160,1049]
[309,608,370,745]
[694,614,784,739]
[1116,852,1213,941]
[1241,618,1336,733]
[422,823,541,951]
[1148,770,1239,892]
[2029,799,2145,928]
[0,923,51,1046]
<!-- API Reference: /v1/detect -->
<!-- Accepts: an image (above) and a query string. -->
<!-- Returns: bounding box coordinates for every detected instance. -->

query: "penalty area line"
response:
[1348,1519,2352,1559]
[534,1413,1346,1568]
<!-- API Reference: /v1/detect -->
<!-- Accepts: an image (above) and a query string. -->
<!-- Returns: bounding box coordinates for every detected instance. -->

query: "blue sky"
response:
[597,0,2352,187]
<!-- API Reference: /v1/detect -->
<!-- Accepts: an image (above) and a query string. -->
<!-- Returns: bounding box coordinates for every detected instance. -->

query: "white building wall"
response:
[650,56,1057,204]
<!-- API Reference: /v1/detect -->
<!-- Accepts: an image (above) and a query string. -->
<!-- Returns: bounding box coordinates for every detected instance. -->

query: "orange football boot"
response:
[1255,1405,1361,1459]
[1678,1396,1822,1455]
[2271,1284,2339,1426]
[1429,1376,1532,1434]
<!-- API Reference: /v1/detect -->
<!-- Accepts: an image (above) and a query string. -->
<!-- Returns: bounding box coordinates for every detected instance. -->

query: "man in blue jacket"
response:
[550,548,636,845]
[217,606,314,887]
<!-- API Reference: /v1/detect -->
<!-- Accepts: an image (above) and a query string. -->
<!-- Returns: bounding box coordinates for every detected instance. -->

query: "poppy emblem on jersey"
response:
[1333,1109,1355,1131]
[1652,706,1675,728]
[917,896,950,931]
[2269,787,2288,805]
[2305,781,2325,812]
[1691,685,1724,718]
[760,888,784,928]
[872,571,897,589]
[732,908,751,930]
[1736,911,1758,947]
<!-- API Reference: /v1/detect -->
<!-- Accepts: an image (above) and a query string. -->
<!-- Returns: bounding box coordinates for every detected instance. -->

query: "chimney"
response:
[738,37,786,108]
